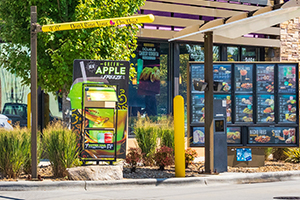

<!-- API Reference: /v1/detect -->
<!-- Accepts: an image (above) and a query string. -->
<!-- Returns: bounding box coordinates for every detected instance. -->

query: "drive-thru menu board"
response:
[188,62,299,147]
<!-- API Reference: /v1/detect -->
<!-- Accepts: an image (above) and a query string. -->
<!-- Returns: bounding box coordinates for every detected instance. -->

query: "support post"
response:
[174,95,185,177]
[31,6,38,179]
[204,32,214,174]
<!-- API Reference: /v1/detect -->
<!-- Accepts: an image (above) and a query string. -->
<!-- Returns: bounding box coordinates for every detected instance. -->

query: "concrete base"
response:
[227,148,265,167]
[67,165,123,181]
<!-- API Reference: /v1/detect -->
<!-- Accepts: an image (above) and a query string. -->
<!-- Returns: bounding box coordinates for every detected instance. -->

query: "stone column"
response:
[281,17,300,62]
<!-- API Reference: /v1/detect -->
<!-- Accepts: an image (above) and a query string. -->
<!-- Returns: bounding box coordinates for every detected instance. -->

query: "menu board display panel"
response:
[278,64,296,93]
[279,95,297,123]
[213,64,231,92]
[235,95,253,123]
[214,94,232,123]
[235,64,253,92]
[227,127,241,144]
[192,127,205,145]
[191,94,205,123]
[249,127,296,144]
[191,64,205,91]
[256,64,274,93]
[257,95,275,123]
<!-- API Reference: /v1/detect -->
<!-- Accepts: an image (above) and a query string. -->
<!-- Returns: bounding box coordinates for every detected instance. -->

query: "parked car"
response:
[0,114,13,130]
[2,103,59,127]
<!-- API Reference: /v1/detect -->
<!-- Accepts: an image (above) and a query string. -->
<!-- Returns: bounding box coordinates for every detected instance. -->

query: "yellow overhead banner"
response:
[42,14,155,32]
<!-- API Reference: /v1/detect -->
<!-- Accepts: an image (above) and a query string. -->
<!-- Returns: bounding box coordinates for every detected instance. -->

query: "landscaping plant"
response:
[154,146,174,170]
[185,148,198,168]
[284,148,300,163]
[134,116,158,165]
[157,117,174,149]
[125,147,143,172]
[43,122,79,177]
[0,127,32,178]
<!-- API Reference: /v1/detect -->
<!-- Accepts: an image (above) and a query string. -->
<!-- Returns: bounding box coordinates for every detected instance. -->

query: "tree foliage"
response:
[0,0,144,95]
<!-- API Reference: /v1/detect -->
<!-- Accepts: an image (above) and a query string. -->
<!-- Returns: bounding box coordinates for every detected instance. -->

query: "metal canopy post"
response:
[30,6,38,179]
[204,31,214,173]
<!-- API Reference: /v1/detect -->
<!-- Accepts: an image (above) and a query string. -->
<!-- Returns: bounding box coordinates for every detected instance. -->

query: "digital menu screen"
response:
[235,95,253,123]
[191,64,205,91]
[257,95,275,123]
[249,127,296,144]
[227,127,241,144]
[213,64,231,92]
[191,94,205,123]
[278,64,296,93]
[235,64,253,92]
[214,94,232,123]
[279,95,297,123]
[256,64,274,93]
[192,127,205,145]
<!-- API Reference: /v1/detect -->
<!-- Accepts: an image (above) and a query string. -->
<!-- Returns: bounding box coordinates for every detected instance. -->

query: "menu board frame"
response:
[187,62,299,148]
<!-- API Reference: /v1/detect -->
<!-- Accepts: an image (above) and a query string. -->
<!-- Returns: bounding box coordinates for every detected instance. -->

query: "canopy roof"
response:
[169,0,300,41]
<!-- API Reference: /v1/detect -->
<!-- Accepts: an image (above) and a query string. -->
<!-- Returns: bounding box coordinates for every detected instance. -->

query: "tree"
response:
[0,0,144,120]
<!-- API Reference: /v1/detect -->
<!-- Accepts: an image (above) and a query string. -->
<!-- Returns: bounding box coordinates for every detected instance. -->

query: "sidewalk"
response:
[1,170,300,191]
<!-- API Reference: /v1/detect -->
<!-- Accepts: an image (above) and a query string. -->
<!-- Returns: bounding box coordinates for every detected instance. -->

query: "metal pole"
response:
[204,31,214,174]
[30,6,38,179]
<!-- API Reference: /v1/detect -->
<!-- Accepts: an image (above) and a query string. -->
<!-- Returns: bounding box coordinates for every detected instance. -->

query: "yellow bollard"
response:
[174,95,185,177]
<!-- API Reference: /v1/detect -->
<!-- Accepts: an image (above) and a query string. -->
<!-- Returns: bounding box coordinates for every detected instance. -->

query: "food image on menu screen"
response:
[279,95,297,123]
[227,127,241,144]
[235,64,253,92]
[214,95,232,123]
[191,64,204,91]
[213,64,231,92]
[257,64,274,93]
[249,127,296,144]
[192,94,205,123]
[235,95,253,122]
[192,127,205,144]
[257,95,275,123]
[278,64,296,93]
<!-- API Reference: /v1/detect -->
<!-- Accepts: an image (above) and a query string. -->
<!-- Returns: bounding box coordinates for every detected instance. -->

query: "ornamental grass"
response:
[43,122,79,178]
[0,126,33,178]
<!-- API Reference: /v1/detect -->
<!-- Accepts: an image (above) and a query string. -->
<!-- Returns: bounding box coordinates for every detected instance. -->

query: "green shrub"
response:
[134,116,158,165]
[284,148,300,163]
[0,127,32,178]
[157,117,174,149]
[43,122,79,177]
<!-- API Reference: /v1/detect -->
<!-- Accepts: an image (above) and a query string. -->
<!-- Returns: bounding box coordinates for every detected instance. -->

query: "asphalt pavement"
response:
[1,170,300,191]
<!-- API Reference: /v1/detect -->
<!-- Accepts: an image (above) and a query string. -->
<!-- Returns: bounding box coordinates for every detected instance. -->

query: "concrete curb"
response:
[1,171,300,191]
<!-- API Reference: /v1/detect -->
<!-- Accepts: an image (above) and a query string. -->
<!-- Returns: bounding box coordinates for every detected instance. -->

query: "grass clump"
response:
[134,116,158,165]
[0,127,32,178]
[284,148,300,163]
[43,122,80,177]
